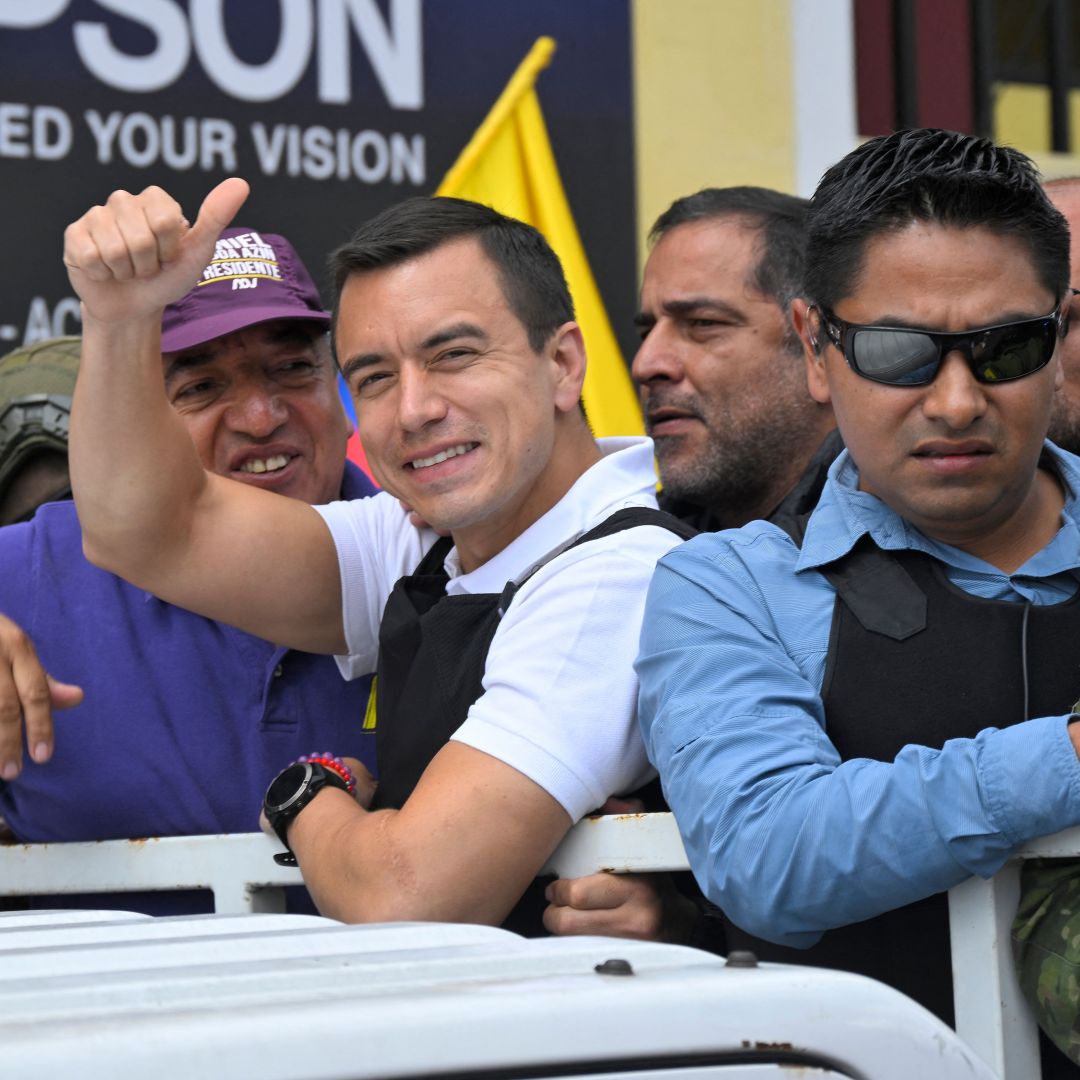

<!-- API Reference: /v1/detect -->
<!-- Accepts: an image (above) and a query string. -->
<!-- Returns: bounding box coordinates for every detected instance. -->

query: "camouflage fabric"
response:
[0,336,80,407]
[0,336,79,494]
[1012,857,1080,1065]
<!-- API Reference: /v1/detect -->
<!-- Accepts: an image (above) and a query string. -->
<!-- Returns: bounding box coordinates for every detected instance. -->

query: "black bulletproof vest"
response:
[724,529,1080,1031]
[372,506,696,935]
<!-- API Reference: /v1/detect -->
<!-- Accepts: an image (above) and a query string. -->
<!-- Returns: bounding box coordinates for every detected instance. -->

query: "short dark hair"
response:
[805,128,1069,310]
[329,196,574,352]
[649,186,810,312]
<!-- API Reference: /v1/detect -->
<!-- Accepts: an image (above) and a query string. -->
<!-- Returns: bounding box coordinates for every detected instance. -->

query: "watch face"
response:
[264,762,312,813]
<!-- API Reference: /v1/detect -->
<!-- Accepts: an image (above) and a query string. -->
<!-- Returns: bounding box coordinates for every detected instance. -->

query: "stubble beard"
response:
[1048,395,1080,456]
[655,390,825,526]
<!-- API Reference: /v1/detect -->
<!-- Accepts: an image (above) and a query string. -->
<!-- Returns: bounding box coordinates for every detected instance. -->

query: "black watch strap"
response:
[264,761,350,866]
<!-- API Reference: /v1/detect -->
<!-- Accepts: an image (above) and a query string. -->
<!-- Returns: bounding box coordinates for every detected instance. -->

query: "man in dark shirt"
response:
[1045,177,1080,456]
[634,186,837,532]
[545,188,839,941]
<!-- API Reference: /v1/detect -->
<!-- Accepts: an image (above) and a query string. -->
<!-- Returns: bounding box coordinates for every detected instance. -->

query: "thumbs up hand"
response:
[62,178,250,326]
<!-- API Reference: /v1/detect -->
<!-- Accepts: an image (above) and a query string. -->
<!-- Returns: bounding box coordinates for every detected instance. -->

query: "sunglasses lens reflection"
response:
[851,329,940,385]
[973,324,1052,382]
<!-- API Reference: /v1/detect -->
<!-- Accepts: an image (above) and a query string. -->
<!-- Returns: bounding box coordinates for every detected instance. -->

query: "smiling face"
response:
[336,236,591,568]
[633,216,829,525]
[803,222,1064,565]
[163,320,351,505]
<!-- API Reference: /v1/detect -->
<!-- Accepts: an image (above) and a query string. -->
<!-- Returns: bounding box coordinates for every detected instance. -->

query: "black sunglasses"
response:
[813,301,1069,387]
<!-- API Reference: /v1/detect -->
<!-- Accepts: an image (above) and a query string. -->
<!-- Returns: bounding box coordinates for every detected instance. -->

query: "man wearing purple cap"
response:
[164,227,332,347]
[0,225,378,914]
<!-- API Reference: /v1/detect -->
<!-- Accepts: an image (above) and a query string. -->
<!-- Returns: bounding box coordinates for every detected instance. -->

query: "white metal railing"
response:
[947,825,1080,1080]
[1,814,1073,1080]
[0,832,298,914]
[0,813,688,913]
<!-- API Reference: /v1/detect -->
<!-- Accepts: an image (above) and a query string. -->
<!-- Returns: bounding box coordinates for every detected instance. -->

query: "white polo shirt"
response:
[314,436,683,821]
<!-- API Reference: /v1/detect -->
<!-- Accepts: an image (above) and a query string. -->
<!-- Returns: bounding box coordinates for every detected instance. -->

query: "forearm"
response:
[638,552,1080,948]
[284,742,571,925]
[70,313,208,579]
[662,711,1080,947]
[63,181,250,584]
[287,796,447,924]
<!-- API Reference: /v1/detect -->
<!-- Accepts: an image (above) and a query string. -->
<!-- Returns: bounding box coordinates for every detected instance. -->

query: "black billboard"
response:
[0,0,637,358]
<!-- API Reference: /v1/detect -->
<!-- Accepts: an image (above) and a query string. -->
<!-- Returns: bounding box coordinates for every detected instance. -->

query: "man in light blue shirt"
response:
[637,128,1080,1051]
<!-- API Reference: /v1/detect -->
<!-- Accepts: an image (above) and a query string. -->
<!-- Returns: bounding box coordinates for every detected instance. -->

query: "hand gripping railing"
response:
[0,813,1067,1080]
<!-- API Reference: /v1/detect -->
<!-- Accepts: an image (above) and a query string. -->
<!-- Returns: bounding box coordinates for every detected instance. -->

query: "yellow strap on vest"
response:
[363,675,378,731]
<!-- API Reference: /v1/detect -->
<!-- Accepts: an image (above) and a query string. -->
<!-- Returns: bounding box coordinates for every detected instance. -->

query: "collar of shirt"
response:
[797,441,1080,583]
[441,436,659,595]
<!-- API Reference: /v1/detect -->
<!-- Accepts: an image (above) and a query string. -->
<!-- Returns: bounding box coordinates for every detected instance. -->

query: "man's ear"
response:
[548,322,588,414]
[792,298,831,405]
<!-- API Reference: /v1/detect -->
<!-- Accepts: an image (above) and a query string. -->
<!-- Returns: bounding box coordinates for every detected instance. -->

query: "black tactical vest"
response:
[372,506,696,935]
[725,526,1080,1037]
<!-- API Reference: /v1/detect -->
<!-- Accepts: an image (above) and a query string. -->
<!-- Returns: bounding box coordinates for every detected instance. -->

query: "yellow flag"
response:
[437,37,643,437]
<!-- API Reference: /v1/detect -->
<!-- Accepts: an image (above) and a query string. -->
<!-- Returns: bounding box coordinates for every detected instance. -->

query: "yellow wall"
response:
[993,82,1080,180]
[992,82,1080,185]
[632,9,1080,278]
[632,0,796,268]
[995,82,1052,152]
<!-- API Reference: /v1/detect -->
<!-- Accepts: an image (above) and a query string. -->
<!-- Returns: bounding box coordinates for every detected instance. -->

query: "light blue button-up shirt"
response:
[637,443,1080,948]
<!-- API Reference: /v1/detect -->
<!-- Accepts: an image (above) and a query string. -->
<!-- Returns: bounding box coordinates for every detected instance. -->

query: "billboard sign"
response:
[0,0,636,356]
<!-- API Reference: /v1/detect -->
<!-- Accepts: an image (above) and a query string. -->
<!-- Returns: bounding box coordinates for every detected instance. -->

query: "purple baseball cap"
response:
[160,227,330,352]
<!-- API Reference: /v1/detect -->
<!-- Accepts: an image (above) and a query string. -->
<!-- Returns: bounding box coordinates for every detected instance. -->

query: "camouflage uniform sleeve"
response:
[1012,857,1080,1065]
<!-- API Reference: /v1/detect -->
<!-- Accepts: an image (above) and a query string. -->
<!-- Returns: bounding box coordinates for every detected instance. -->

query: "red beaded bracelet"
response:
[294,752,357,795]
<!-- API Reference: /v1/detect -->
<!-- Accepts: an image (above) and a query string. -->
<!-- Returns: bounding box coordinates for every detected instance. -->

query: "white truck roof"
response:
[1,909,995,1079]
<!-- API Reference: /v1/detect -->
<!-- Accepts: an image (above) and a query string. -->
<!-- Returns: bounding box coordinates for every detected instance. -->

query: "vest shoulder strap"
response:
[572,505,698,546]
[824,535,927,640]
[412,535,455,578]
[775,513,926,641]
[497,506,697,617]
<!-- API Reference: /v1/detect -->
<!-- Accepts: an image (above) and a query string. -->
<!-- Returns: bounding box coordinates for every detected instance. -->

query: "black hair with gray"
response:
[329,196,574,353]
[805,128,1069,311]
[650,186,810,314]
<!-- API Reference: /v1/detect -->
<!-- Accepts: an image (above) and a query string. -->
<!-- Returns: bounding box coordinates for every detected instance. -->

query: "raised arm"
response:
[65,182,346,653]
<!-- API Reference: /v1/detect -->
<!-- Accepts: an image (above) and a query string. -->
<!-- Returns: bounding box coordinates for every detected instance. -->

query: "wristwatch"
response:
[264,760,350,866]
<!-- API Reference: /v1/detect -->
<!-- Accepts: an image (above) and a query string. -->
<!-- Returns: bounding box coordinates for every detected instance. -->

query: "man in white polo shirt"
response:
[62,178,690,931]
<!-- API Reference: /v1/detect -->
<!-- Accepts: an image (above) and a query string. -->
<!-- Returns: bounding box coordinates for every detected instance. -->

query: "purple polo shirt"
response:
[0,462,377,913]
